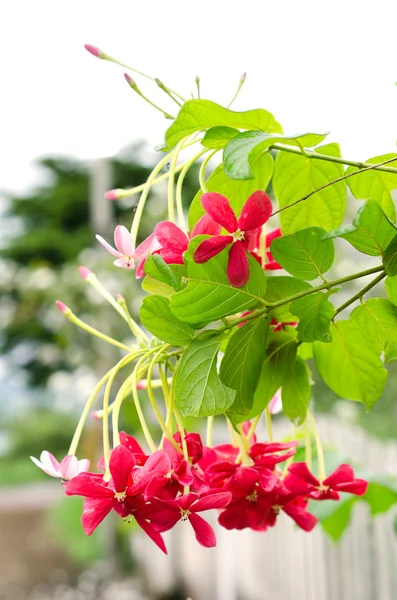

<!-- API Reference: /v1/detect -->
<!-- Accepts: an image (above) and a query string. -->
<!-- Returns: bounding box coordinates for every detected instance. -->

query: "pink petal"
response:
[109,445,136,493]
[268,389,282,414]
[40,450,60,473]
[95,234,122,259]
[266,227,282,248]
[59,455,79,480]
[191,214,222,237]
[78,459,90,474]
[154,221,189,253]
[192,491,232,512]
[323,464,355,486]
[134,232,161,261]
[193,236,233,263]
[188,513,217,547]
[114,225,135,256]
[30,453,60,478]
[82,497,115,535]
[135,258,146,278]
[288,462,320,486]
[201,193,238,233]
[238,191,273,231]
[114,257,135,269]
[227,241,250,287]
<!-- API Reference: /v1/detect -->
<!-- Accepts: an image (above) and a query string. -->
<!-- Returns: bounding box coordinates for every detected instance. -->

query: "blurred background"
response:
[1,1,397,599]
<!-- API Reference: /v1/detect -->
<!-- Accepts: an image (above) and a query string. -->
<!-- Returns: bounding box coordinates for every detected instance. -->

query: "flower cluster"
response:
[34,426,367,554]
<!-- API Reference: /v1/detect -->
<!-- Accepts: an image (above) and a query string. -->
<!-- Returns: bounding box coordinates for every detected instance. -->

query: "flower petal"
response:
[30,453,60,478]
[114,257,135,269]
[288,462,320,486]
[227,241,250,287]
[77,459,91,474]
[154,221,189,253]
[238,191,273,231]
[323,464,354,487]
[188,513,217,547]
[266,227,282,248]
[134,232,161,261]
[193,236,233,263]
[82,497,115,535]
[114,225,135,256]
[65,473,114,498]
[335,479,368,496]
[95,234,122,259]
[109,445,136,493]
[283,501,318,532]
[191,213,222,237]
[201,193,238,233]
[192,491,232,512]
[59,455,79,480]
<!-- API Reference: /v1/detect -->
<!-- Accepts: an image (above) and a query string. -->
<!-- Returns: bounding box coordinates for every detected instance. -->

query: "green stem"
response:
[206,416,214,448]
[272,155,397,218]
[333,271,386,318]
[304,419,312,472]
[265,407,273,443]
[199,150,219,193]
[168,139,186,224]
[130,353,158,453]
[307,409,326,481]
[227,73,247,109]
[64,310,132,352]
[176,148,209,231]
[271,143,397,175]
[116,294,149,344]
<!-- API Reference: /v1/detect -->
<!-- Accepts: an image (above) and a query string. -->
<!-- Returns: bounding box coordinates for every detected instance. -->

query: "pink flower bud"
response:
[136,379,148,390]
[124,73,136,87]
[241,72,247,81]
[91,410,102,420]
[79,266,93,280]
[55,300,70,314]
[84,44,104,59]
[104,189,124,200]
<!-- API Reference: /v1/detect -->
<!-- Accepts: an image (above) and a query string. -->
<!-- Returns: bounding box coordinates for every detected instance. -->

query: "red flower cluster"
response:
[65,428,368,553]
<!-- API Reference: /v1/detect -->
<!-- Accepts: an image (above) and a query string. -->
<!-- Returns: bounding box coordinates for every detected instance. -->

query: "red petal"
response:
[201,193,238,233]
[188,513,217,547]
[192,491,232,512]
[242,228,261,252]
[323,464,354,487]
[238,191,273,231]
[191,213,222,237]
[193,236,232,263]
[109,445,136,493]
[119,432,145,455]
[135,517,168,554]
[266,227,282,248]
[65,473,113,498]
[288,462,320,486]
[283,501,318,532]
[227,241,250,287]
[154,221,189,253]
[81,497,115,535]
[335,479,368,496]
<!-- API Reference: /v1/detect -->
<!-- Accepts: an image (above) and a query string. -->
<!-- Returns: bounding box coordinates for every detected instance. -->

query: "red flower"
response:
[285,462,368,500]
[193,191,273,287]
[264,227,282,270]
[146,491,232,547]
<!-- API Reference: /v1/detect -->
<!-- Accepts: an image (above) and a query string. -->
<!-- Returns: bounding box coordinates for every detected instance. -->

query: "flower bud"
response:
[104,189,124,200]
[78,266,93,280]
[55,300,71,315]
[84,44,105,59]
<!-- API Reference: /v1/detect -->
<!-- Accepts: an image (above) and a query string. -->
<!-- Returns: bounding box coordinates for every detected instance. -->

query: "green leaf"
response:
[188,154,274,230]
[220,317,269,414]
[170,237,266,327]
[323,200,397,256]
[142,276,174,297]
[236,330,297,422]
[351,298,397,364]
[201,126,239,149]
[297,342,313,360]
[313,320,388,408]
[364,480,397,515]
[290,292,335,343]
[310,495,357,542]
[264,276,312,322]
[174,331,235,417]
[143,254,184,291]
[281,356,311,425]
[270,227,335,280]
[345,153,397,221]
[140,295,196,345]
[223,130,328,180]
[386,275,397,305]
[161,100,282,151]
[383,235,397,276]
[273,143,347,233]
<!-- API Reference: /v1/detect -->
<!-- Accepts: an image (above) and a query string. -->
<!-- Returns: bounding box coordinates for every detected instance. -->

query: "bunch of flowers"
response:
[31,43,397,551]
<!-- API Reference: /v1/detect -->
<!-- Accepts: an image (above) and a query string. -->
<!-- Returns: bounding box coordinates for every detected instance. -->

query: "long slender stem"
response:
[176,148,209,230]
[206,416,214,448]
[265,407,273,443]
[333,271,386,318]
[307,409,326,481]
[130,354,158,453]
[167,139,186,224]
[272,155,397,218]
[63,310,132,352]
[199,150,219,192]
[304,419,312,472]
[271,143,397,175]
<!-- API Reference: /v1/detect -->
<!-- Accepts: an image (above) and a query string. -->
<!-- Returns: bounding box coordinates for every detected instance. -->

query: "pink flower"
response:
[96,225,159,270]
[268,389,282,414]
[193,191,273,287]
[285,462,368,500]
[30,451,90,481]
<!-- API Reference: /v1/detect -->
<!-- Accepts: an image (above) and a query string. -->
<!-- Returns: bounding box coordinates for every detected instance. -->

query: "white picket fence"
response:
[131,417,397,600]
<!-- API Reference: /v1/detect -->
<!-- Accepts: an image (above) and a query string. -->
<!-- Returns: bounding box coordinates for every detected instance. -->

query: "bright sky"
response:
[1,0,397,195]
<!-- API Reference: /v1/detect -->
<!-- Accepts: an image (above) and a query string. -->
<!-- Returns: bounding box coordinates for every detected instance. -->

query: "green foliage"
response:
[345,153,397,221]
[174,331,235,417]
[170,237,266,327]
[383,235,397,276]
[270,227,335,280]
[162,99,282,151]
[273,143,346,233]
[323,200,397,256]
[290,292,335,343]
[188,154,274,228]
[264,276,312,322]
[143,254,184,291]
[140,295,195,345]
[201,126,239,149]
[351,299,397,364]
[313,321,388,408]
[223,131,328,180]
[220,317,269,414]
[281,356,311,425]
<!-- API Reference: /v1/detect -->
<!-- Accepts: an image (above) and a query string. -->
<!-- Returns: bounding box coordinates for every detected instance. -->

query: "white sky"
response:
[1,0,397,195]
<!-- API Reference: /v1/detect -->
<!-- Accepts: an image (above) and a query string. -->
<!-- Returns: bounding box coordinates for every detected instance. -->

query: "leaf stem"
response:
[332,271,386,318]
[271,155,397,217]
